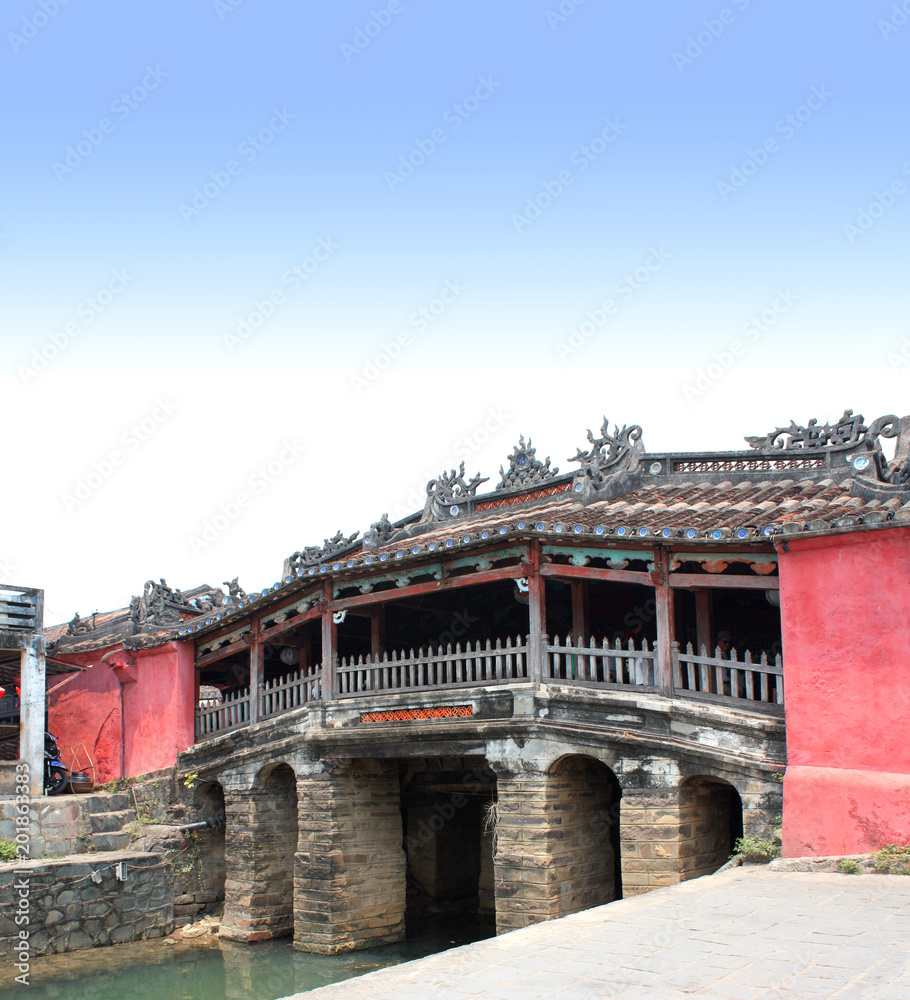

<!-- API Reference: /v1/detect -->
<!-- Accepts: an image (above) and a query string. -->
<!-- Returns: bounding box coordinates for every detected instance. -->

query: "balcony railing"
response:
[546,635,657,690]
[672,641,783,706]
[337,637,528,697]
[194,635,784,740]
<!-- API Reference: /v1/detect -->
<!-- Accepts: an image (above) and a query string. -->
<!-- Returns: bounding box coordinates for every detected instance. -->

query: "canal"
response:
[0,916,496,1000]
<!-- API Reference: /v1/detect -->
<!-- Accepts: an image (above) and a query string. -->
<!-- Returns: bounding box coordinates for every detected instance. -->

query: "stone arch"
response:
[678,774,744,881]
[221,761,298,941]
[186,780,226,919]
[545,753,623,915]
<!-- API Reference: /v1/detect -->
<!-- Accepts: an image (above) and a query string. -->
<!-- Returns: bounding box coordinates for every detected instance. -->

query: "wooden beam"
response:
[249,619,262,725]
[694,589,713,659]
[321,581,337,699]
[197,640,248,670]
[540,563,653,586]
[370,607,386,659]
[258,604,322,644]
[571,580,588,645]
[526,540,546,683]
[669,573,779,591]
[329,565,521,612]
[653,548,675,698]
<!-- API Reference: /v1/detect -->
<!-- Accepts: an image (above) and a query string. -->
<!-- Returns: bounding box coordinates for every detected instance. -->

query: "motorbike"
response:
[44,732,69,795]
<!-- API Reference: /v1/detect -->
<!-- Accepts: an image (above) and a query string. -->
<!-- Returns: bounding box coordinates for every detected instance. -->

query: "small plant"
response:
[872,843,910,875]
[770,772,785,783]
[0,838,19,862]
[732,835,781,863]
[182,772,199,790]
[836,858,860,875]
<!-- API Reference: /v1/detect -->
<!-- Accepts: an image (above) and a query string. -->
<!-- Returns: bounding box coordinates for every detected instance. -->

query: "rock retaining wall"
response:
[0,852,173,956]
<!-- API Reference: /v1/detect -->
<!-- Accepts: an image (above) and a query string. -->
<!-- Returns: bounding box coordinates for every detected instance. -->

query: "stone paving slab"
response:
[282,867,910,1000]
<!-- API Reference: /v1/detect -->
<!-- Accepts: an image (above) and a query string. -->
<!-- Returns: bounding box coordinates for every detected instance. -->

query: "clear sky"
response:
[2,0,907,625]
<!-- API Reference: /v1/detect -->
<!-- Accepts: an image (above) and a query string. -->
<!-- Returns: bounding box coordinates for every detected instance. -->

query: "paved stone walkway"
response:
[286,867,910,1000]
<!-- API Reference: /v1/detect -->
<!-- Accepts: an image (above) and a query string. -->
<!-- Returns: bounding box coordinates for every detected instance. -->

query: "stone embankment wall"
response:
[0,852,172,956]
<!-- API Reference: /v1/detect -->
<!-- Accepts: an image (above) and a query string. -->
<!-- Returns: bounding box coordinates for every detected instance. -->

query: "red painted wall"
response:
[779,525,910,855]
[48,654,122,783]
[48,640,196,783]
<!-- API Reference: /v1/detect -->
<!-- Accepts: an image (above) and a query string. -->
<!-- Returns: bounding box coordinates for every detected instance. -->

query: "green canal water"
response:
[0,917,495,1000]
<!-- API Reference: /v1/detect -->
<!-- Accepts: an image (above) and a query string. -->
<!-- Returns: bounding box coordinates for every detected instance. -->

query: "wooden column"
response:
[652,548,675,697]
[321,580,337,699]
[526,540,546,683]
[369,608,386,659]
[694,589,713,656]
[249,620,262,725]
[570,580,589,644]
[20,635,46,797]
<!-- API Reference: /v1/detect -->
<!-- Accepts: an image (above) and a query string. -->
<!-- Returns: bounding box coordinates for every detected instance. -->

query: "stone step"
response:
[92,832,133,851]
[83,793,133,814]
[90,809,137,834]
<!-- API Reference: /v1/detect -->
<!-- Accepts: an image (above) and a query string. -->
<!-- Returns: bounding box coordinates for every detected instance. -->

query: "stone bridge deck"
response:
[290,868,910,1000]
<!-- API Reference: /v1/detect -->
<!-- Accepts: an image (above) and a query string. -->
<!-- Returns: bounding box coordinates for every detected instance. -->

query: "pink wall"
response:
[778,525,910,855]
[48,640,196,783]
[48,654,122,783]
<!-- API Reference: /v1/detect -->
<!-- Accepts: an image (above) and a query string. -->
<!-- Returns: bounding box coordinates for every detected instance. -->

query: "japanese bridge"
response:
[172,411,910,953]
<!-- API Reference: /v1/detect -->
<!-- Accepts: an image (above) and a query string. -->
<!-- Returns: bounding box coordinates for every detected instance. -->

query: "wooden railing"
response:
[0,585,43,633]
[261,666,322,719]
[193,635,785,740]
[336,636,528,697]
[195,686,251,738]
[672,642,783,707]
[546,635,657,689]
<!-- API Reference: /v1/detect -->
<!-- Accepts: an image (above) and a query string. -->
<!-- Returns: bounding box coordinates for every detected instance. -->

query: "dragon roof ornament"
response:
[422,463,490,522]
[497,436,558,491]
[745,410,900,452]
[284,530,361,575]
[364,513,396,549]
[569,417,644,491]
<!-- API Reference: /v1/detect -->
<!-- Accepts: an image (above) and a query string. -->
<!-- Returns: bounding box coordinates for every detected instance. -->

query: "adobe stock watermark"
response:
[385,75,501,192]
[61,398,179,513]
[510,116,629,233]
[178,108,295,221]
[383,407,512,521]
[0,557,16,583]
[682,288,798,403]
[212,0,247,20]
[340,0,419,63]
[224,236,340,352]
[715,85,833,201]
[12,763,32,986]
[556,246,671,361]
[18,269,133,385]
[545,0,595,31]
[842,159,910,243]
[51,66,168,180]
[8,0,73,54]
[672,0,756,72]
[350,278,466,392]
[879,1,910,39]
[887,337,910,372]
[188,440,305,554]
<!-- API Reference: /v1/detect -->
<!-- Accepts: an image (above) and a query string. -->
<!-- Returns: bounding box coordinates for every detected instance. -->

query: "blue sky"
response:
[1,0,907,623]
